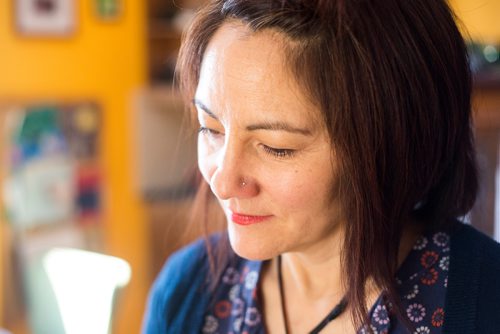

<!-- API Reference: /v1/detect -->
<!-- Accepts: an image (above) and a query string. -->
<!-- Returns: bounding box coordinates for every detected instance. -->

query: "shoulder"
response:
[160,237,211,278]
[444,222,500,333]
[449,222,500,268]
[157,237,211,287]
[448,221,500,285]
[142,237,215,333]
[448,222,500,295]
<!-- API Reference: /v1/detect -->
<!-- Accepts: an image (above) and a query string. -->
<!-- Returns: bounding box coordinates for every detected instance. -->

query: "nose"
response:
[209,141,259,200]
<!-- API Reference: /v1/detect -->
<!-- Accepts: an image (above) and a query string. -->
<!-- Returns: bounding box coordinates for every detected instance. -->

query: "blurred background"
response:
[0,0,499,333]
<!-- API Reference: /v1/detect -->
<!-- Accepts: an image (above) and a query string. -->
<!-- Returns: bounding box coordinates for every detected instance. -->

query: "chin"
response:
[226,224,278,261]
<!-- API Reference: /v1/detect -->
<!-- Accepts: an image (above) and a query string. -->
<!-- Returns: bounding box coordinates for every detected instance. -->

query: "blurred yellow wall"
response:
[0,1,149,333]
[451,0,500,42]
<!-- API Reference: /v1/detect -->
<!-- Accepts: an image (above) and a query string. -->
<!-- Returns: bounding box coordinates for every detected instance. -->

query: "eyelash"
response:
[199,127,296,159]
[198,127,221,136]
[262,145,296,159]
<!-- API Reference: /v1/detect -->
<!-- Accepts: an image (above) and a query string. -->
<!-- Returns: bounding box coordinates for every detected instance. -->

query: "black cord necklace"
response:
[277,255,348,334]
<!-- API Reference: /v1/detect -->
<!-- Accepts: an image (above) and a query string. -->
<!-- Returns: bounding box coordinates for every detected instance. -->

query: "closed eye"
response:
[262,145,296,159]
[198,126,223,136]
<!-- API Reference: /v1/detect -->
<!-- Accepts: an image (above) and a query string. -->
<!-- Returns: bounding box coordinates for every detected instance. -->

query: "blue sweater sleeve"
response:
[142,238,211,333]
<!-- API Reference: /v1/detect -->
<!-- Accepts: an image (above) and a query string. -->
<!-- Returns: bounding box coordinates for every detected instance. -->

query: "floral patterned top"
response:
[202,230,450,334]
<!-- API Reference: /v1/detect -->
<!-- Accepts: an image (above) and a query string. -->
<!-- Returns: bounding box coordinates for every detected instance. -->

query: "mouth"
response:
[230,212,273,226]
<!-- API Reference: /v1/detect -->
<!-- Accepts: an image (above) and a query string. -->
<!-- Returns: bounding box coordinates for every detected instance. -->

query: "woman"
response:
[143,0,500,333]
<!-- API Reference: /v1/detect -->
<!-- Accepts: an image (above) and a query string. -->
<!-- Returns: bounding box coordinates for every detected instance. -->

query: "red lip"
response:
[231,212,272,226]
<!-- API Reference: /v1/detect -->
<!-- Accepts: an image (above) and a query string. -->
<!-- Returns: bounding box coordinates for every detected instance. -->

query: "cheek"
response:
[197,136,215,183]
[263,166,334,211]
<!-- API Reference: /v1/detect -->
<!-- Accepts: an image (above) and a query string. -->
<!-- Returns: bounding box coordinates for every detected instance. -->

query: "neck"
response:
[259,222,424,334]
[278,221,422,302]
[280,247,343,301]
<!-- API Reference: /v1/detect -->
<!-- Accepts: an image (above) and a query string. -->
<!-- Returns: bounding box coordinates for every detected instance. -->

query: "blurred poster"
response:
[2,103,102,228]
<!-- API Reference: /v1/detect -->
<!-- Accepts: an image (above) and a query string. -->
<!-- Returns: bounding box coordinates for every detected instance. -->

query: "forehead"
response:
[195,21,322,125]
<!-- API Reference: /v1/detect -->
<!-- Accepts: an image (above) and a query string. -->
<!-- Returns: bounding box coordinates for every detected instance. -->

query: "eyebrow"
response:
[193,99,313,136]
[193,99,218,120]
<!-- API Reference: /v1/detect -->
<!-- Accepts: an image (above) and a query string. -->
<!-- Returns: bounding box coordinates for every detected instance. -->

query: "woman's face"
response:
[195,22,344,260]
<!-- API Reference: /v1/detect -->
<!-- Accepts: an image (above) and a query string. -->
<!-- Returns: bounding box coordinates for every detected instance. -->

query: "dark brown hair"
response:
[177,0,478,330]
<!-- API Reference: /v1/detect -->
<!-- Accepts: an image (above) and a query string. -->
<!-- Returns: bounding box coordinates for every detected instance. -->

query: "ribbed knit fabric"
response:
[443,223,500,334]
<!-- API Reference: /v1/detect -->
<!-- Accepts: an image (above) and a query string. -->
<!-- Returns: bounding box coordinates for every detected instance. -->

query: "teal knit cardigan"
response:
[142,222,500,333]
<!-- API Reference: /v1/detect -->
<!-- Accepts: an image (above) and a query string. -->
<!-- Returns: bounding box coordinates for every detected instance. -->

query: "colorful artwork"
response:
[2,103,102,228]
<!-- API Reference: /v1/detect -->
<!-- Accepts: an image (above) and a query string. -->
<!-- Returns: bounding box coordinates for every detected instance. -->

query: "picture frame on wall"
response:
[15,0,76,36]
[94,0,122,20]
